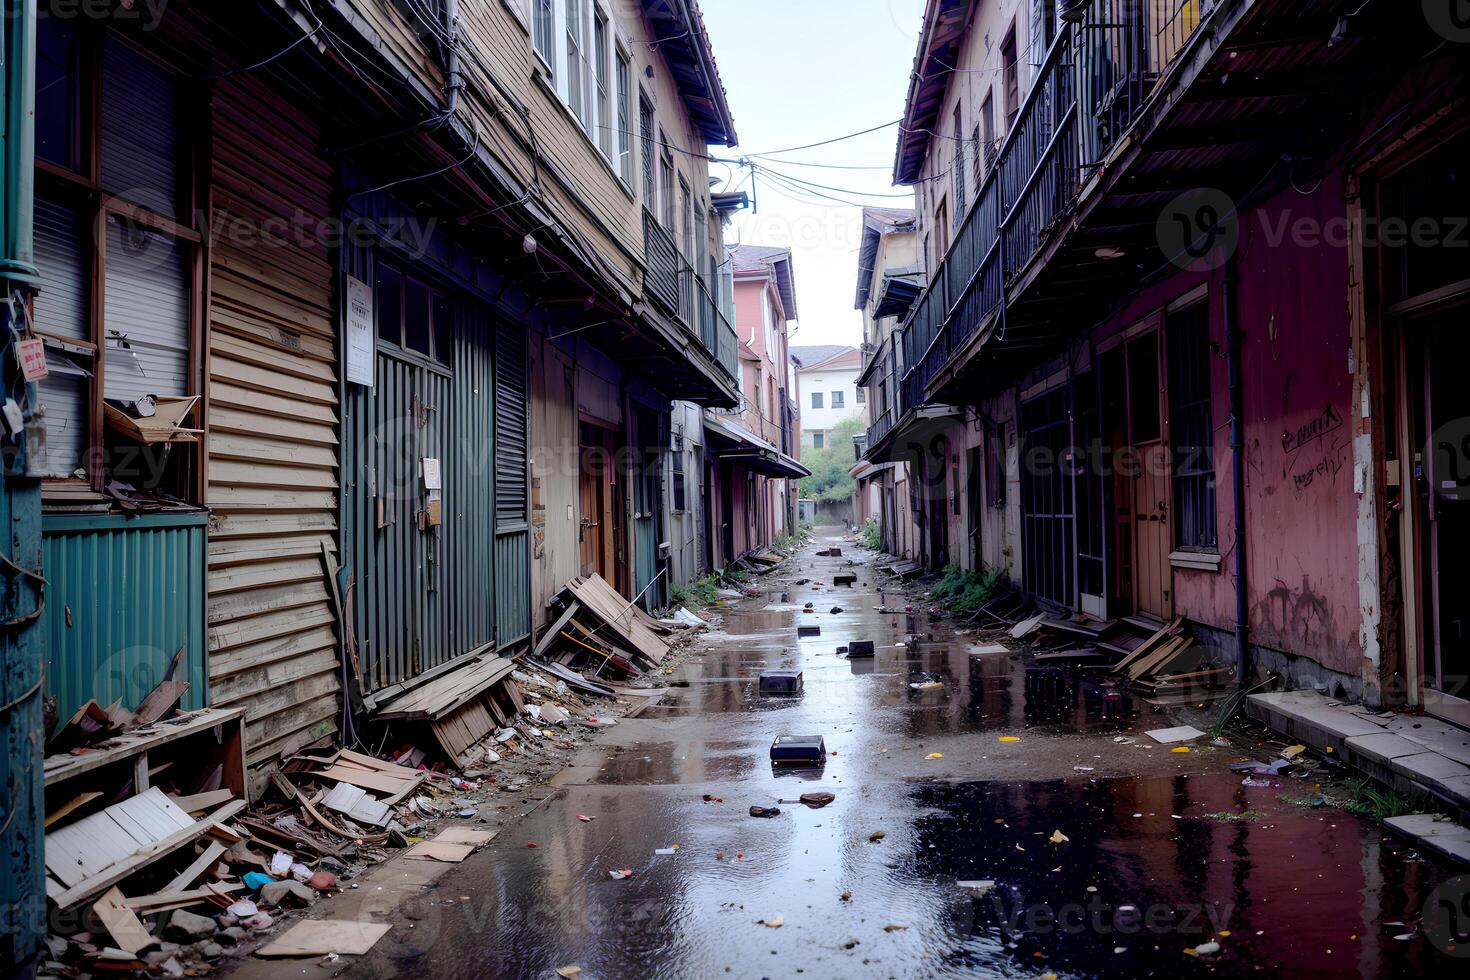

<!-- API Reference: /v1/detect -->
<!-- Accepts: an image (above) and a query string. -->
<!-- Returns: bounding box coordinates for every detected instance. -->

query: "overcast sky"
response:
[701,0,920,348]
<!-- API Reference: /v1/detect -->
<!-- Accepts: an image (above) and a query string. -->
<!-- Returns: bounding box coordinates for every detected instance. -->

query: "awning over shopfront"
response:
[704,414,810,479]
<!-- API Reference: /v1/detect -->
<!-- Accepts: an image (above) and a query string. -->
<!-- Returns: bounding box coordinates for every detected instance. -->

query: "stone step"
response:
[1247,690,1470,867]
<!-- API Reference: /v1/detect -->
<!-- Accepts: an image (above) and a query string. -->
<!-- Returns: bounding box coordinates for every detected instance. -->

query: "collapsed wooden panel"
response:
[205,71,341,766]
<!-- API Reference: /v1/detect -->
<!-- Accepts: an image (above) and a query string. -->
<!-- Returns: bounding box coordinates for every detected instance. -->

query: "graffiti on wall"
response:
[1281,402,1350,497]
[1257,575,1334,650]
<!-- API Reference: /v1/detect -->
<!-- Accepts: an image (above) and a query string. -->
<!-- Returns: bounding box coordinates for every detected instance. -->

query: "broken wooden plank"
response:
[46,791,103,828]
[93,888,154,955]
[131,678,190,727]
[532,600,581,660]
[169,789,234,815]
[49,799,246,910]
[1110,617,1184,675]
[164,840,226,893]
[372,656,516,722]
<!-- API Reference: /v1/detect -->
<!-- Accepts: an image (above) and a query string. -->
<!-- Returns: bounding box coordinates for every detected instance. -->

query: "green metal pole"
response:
[1,2,45,975]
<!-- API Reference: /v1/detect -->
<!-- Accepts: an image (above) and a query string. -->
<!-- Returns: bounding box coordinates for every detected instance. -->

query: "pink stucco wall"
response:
[1087,171,1360,676]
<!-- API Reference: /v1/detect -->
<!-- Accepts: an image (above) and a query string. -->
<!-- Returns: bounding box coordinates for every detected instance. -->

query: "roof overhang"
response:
[854,208,918,309]
[642,0,739,146]
[874,273,923,320]
[703,415,811,478]
[865,404,962,464]
[895,0,976,185]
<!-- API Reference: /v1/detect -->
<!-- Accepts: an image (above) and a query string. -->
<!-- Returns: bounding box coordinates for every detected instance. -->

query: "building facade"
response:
[792,345,865,451]
[26,0,742,775]
[701,244,806,567]
[860,0,1470,718]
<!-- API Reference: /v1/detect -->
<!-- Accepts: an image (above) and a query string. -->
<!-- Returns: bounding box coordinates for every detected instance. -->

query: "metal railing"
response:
[644,208,680,314]
[645,206,738,386]
[901,1,1207,403]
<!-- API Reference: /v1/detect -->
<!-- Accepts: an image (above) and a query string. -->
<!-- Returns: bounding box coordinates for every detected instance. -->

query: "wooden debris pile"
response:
[533,573,675,682]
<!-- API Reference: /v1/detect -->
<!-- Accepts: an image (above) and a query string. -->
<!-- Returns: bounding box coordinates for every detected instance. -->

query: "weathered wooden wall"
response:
[205,71,341,765]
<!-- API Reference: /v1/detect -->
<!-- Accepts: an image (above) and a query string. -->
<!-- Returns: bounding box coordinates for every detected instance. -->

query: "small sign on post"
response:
[17,337,48,382]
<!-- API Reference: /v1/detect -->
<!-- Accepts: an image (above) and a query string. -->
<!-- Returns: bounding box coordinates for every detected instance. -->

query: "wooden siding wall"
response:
[341,0,719,299]
[206,73,341,765]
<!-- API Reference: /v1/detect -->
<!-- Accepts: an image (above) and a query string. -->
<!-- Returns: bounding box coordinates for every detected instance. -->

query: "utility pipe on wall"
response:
[1224,255,1250,683]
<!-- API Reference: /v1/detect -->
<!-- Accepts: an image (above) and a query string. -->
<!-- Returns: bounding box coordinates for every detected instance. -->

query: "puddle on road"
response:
[345,550,1465,979]
[663,582,1140,740]
[364,771,1457,980]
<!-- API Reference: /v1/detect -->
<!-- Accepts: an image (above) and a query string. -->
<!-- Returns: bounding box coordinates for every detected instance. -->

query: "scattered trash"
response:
[557,967,583,978]
[1189,941,1221,956]
[759,916,785,928]
[576,814,594,822]
[868,831,886,843]
[771,735,827,767]
[750,805,782,818]
[1073,766,1096,773]
[608,870,634,880]
[654,847,677,856]
[926,752,944,759]
[1049,830,1069,844]
[702,794,724,804]
[957,880,996,896]
[883,923,908,932]
[760,670,805,695]
[998,735,1020,743]
[1280,744,1307,759]
[1171,747,1192,754]
[910,680,944,690]
[848,640,876,657]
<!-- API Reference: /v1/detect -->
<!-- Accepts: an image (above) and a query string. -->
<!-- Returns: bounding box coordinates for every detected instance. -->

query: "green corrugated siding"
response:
[342,243,531,687]
[42,513,208,720]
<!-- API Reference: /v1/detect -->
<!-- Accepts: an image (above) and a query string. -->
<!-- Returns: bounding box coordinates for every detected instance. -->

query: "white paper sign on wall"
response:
[346,275,375,387]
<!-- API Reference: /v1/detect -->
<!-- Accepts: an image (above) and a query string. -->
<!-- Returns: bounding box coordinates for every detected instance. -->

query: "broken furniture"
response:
[770,735,826,767]
[759,670,804,695]
[373,655,523,767]
[539,573,672,675]
[103,394,202,445]
[833,573,857,587]
[42,706,249,911]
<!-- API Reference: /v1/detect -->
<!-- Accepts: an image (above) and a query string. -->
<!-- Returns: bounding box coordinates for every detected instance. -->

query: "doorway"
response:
[1102,328,1173,621]
[1402,312,1470,721]
[578,421,617,582]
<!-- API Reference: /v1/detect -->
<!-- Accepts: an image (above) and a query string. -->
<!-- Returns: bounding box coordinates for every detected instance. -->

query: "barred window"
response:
[1168,300,1217,552]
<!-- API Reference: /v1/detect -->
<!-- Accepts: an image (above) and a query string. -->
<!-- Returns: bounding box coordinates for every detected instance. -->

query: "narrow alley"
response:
[300,531,1457,979]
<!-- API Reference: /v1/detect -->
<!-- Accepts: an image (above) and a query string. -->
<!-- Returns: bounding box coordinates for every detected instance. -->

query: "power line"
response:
[746,119,901,158]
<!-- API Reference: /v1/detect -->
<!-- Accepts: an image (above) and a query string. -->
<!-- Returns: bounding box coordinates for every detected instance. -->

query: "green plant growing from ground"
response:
[861,518,880,550]
[929,564,1005,614]
[1344,777,1411,820]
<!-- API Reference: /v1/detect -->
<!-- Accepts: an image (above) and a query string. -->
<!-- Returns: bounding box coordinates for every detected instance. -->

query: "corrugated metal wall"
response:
[342,237,529,689]
[494,323,530,649]
[43,515,207,719]
[206,72,341,765]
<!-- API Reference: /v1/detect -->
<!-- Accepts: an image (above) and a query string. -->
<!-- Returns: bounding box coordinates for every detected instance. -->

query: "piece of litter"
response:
[576,814,593,822]
[1073,766,1095,772]
[557,968,582,979]
[1171,746,1191,754]
[609,870,633,879]
[883,924,908,932]
[868,831,886,843]
[761,916,784,928]
[654,848,677,856]
[1280,744,1307,759]
[1145,726,1206,745]
[956,880,995,896]
[1194,941,1221,955]
[926,752,944,760]
[998,735,1020,743]
[1049,830,1069,844]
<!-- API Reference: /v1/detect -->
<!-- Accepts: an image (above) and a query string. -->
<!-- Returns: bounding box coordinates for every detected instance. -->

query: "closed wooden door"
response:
[1125,333,1172,620]
[578,424,613,579]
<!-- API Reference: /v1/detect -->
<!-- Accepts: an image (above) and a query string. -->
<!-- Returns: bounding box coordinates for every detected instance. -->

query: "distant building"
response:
[791,345,864,451]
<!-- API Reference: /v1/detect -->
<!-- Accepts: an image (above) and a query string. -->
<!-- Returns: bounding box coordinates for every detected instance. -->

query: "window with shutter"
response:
[32,20,202,503]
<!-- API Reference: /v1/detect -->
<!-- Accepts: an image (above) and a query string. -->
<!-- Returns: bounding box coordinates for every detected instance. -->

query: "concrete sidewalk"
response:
[1247,690,1470,865]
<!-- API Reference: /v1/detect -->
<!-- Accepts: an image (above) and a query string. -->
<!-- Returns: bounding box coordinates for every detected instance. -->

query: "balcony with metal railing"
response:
[644,207,740,386]
[901,0,1209,406]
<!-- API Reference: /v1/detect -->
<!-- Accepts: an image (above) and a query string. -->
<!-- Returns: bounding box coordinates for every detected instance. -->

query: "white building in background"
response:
[791,345,865,451]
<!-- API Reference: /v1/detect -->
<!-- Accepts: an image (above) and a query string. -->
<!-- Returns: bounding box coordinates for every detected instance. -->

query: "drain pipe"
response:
[1224,255,1249,684]
[441,0,464,119]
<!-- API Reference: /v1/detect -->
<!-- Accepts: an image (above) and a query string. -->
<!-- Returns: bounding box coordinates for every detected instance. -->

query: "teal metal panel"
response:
[41,513,207,721]
[494,528,530,648]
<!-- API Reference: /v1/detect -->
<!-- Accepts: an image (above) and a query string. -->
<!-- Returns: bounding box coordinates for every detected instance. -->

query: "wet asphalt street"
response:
[342,529,1462,979]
